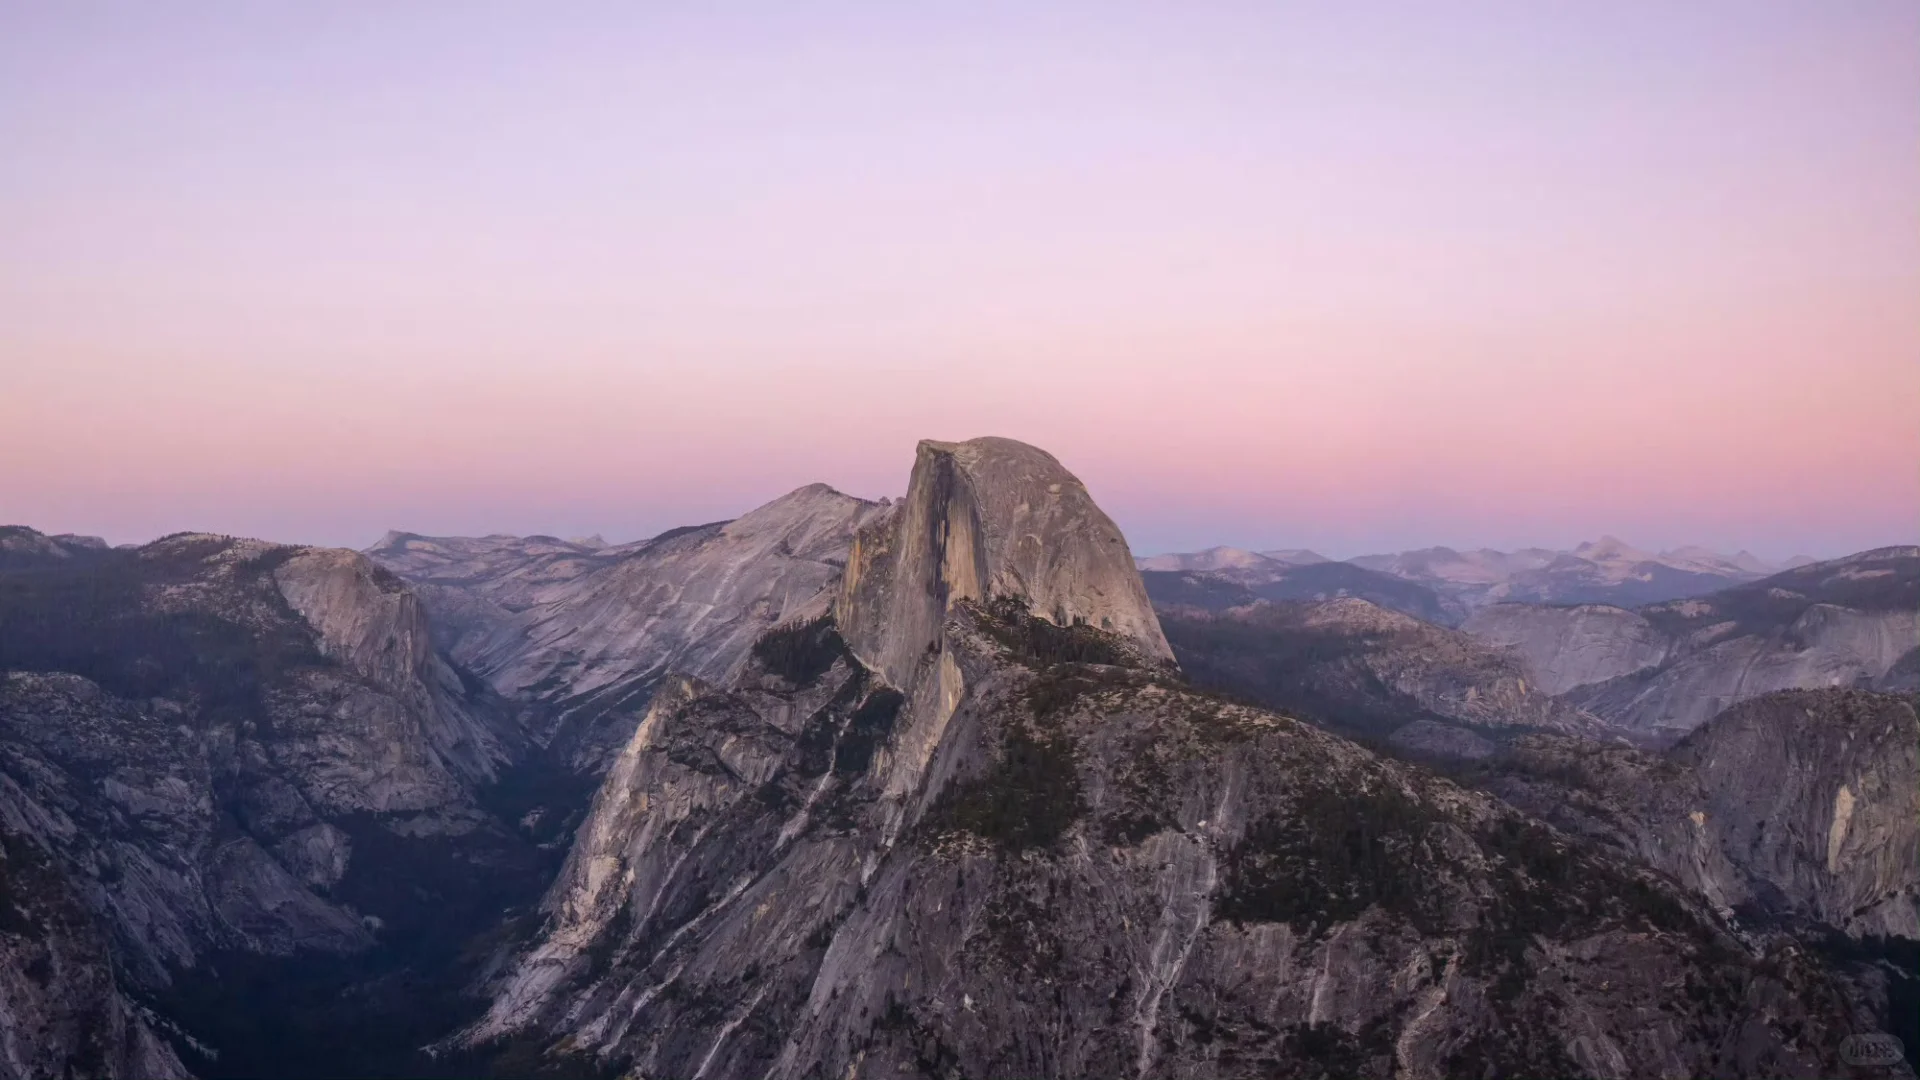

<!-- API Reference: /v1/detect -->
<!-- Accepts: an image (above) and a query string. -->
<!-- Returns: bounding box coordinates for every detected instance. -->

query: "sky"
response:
[3,2,1916,561]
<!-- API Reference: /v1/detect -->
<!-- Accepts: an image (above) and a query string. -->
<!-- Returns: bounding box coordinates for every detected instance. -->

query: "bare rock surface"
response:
[462,442,1898,1080]
[838,437,1171,687]
[1672,690,1919,940]
[1462,602,1670,695]
[1476,689,1918,939]
[1462,547,1919,733]
[0,527,558,1075]
[369,486,888,771]
[0,826,191,1080]
[470,603,1896,1080]
[1158,597,1598,746]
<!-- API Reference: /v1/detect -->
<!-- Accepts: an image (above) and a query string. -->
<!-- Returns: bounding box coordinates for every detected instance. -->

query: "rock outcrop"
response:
[0,528,556,1075]
[369,485,889,771]
[1672,690,1918,939]
[462,441,1897,1080]
[1462,603,1670,696]
[0,825,191,1080]
[1462,547,1920,734]
[1478,689,1918,942]
[1158,597,1598,748]
[0,525,106,568]
[838,437,1171,686]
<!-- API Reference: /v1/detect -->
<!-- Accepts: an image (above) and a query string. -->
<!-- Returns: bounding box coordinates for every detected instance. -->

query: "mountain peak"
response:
[1260,547,1332,565]
[838,436,1170,690]
[1572,535,1657,564]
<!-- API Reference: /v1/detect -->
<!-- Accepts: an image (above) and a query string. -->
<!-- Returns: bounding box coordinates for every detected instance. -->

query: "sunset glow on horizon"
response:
[4,2,1916,560]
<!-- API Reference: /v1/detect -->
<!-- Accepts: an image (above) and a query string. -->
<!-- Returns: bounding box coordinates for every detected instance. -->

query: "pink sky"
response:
[3,3,1916,559]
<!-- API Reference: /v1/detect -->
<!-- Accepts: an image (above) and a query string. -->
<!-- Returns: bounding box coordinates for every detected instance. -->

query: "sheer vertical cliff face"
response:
[1486,690,1919,942]
[1673,691,1919,939]
[832,437,1173,834]
[271,547,522,804]
[837,437,1172,690]
[467,442,1896,1080]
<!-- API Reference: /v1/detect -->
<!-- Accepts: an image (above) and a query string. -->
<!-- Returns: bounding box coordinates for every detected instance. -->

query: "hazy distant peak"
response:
[1259,548,1332,565]
[1573,535,1652,563]
[1138,546,1337,573]
[1136,546,1277,573]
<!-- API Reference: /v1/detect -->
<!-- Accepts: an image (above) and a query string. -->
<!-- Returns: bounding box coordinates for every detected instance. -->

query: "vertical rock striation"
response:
[1485,689,1919,941]
[837,437,1170,687]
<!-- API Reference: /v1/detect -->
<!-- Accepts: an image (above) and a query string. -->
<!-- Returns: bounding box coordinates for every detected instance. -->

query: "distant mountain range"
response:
[1,462,1912,1079]
[1139,537,1819,617]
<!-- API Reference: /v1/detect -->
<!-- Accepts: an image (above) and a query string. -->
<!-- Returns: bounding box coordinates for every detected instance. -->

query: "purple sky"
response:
[3,2,1916,559]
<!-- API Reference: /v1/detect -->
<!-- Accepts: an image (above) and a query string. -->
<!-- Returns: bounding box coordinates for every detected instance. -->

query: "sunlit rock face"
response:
[1671,690,1919,940]
[837,436,1172,690]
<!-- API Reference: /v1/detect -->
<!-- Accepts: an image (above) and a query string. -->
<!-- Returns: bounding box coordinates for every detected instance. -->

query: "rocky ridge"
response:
[1463,547,1920,733]
[1142,561,1460,626]
[0,824,191,1080]
[1155,597,1597,752]
[368,485,889,771]
[1478,690,1919,942]
[0,528,557,1076]
[1348,537,1783,611]
[458,440,1901,1080]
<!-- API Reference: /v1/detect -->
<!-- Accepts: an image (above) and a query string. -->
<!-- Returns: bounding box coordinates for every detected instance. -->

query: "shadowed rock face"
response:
[1673,690,1919,940]
[1157,597,1598,747]
[830,437,1174,839]
[463,442,1898,1080]
[0,826,191,1080]
[1480,690,1919,942]
[470,604,1897,1080]
[0,528,563,1075]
